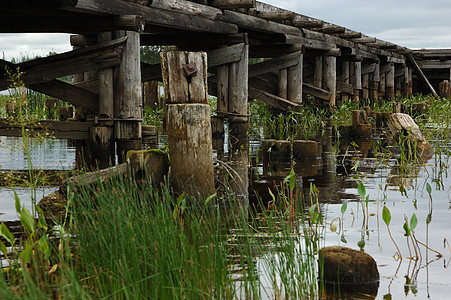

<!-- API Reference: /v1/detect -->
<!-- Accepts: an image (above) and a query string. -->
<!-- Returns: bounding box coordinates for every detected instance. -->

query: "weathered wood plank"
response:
[257,11,295,21]
[73,0,237,34]
[0,15,145,33]
[248,51,303,78]
[210,0,255,9]
[207,43,245,67]
[0,37,127,91]
[302,82,332,101]
[249,87,300,111]
[140,33,247,46]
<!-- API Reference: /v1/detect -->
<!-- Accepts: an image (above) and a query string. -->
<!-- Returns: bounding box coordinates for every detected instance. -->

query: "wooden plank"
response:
[0,60,99,111]
[405,53,438,97]
[362,63,376,75]
[257,11,295,21]
[248,51,303,78]
[140,33,247,46]
[250,44,303,58]
[302,82,332,101]
[0,37,127,91]
[216,10,301,36]
[318,25,346,34]
[209,0,255,9]
[72,0,238,34]
[141,62,163,82]
[337,81,354,94]
[150,0,222,20]
[207,43,245,67]
[0,15,145,33]
[248,86,300,111]
[292,19,323,29]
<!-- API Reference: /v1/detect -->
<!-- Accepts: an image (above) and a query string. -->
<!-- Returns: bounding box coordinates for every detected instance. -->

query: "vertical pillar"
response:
[90,31,115,169]
[407,68,413,97]
[215,63,228,154]
[369,61,380,105]
[114,30,143,163]
[287,53,303,104]
[161,51,214,198]
[144,81,160,110]
[351,61,362,101]
[362,72,369,101]
[278,68,288,99]
[228,41,249,207]
[314,56,323,104]
[386,63,395,101]
[342,61,350,101]
[323,55,337,106]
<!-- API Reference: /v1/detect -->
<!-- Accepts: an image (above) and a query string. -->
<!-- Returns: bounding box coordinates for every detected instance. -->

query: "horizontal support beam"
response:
[249,86,300,111]
[209,0,255,9]
[72,0,238,34]
[302,82,332,100]
[0,15,145,33]
[248,51,302,78]
[140,33,248,46]
[0,37,127,90]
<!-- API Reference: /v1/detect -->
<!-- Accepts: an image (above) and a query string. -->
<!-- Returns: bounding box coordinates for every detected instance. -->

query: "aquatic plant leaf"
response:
[426,213,432,224]
[357,238,365,250]
[0,240,7,255]
[382,205,391,226]
[0,222,15,247]
[403,220,410,236]
[20,207,36,235]
[410,214,418,231]
[341,235,347,243]
[426,182,432,195]
[37,235,50,255]
[20,241,34,265]
[204,193,216,206]
[341,202,347,214]
[14,190,21,214]
[48,264,58,275]
[36,206,48,231]
[358,181,366,198]
[289,169,295,192]
[330,224,337,232]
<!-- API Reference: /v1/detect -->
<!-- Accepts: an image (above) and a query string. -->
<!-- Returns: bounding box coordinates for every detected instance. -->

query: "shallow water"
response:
[249,129,451,299]
[0,136,75,221]
[1,131,450,298]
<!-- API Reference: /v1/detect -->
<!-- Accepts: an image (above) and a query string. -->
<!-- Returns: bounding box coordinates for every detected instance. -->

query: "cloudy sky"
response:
[1,0,450,60]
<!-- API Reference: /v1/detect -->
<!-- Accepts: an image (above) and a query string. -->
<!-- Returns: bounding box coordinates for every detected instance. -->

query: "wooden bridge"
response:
[1,0,449,174]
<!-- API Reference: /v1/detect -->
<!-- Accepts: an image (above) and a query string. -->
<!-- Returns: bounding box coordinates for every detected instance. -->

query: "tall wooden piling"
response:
[386,63,395,100]
[323,55,336,106]
[228,42,249,206]
[351,61,362,101]
[369,62,380,104]
[342,61,350,101]
[287,52,303,104]
[161,51,215,198]
[90,31,115,169]
[278,68,288,99]
[114,30,143,163]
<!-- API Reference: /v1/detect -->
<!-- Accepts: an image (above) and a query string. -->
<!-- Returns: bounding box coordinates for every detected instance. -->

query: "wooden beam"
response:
[248,51,303,78]
[209,0,255,9]
[337,81,354,94]
[216,10,301,36]
[362,63,376,75]
[3,0,78,8]
[208,43,246,67]
[0,59,99,111]
[249,86,300,111]
[250,44,304,58]
[318,25,346,34]
[257,11,295,21]
[140,33,247,46]
[0,15,145,33]
[0,37,127,91]
[72,0,238,34]
[292,19,323,29]
[405,53,438,97]
[302,82,332,101]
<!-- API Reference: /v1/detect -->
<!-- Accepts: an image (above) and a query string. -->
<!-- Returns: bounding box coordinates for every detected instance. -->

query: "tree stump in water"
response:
[388,113,433,157]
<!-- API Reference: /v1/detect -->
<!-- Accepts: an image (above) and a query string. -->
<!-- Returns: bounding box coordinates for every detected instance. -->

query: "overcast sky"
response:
[1,0,450,60]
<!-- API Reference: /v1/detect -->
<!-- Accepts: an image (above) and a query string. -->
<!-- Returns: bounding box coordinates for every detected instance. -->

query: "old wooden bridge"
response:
[2,0,450,196]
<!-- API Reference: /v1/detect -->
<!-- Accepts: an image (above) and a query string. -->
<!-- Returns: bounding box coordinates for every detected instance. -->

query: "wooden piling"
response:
[144,81,160,110]
[161,51,215,198]
[386,63,395,100]
[313,56,323,104]
[342,61,350,101]
[278,68,288,99]
[351,61,362,101]
[114,30,143,163]
[287,53,303,104]
[323,55,336,106]
[369,62,380,104]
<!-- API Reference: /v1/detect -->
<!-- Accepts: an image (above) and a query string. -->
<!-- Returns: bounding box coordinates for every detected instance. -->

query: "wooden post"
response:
[90,31,115,169]
[362,73,369,100]
[386,63,395,101]
[216,63,228,153]
[278,68,288,99]
[287,52,303,104]
[114,30,143,163]
[228,41,249,206]
[161,51,215,198]
[407,68,413,97]
[314,56,322,104]
[144,81,160,110]
[369,61,380,105]
[351,61,362,101]
[342,61,350,101]
[323,55,336,106]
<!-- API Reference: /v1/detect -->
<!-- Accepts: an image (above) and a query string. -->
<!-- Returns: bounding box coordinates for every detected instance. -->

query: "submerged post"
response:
[161,51,215,198]
[323,55,336,106]
[386,63,395,101]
